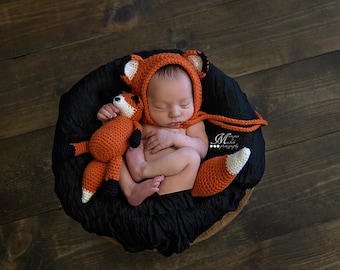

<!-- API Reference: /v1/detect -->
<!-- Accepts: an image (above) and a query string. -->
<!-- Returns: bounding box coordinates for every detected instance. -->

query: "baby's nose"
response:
[169,107,181,118]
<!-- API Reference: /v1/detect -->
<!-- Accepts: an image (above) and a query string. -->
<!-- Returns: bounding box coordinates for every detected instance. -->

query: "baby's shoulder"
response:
[142,124,156,133]
[187,121,206,135]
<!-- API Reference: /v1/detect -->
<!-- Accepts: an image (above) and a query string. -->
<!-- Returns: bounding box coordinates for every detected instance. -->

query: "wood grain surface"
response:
[0,0,339,269]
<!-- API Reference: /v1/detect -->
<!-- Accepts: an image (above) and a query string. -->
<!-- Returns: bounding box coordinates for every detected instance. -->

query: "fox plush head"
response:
[112,92,144,122]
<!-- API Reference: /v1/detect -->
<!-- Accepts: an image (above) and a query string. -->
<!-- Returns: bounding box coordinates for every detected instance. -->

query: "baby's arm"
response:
[97,103,120,122]
[144,121,208,158]
[178,121,208,158]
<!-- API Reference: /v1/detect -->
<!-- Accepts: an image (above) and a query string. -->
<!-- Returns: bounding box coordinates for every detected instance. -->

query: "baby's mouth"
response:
[168,122,181,128]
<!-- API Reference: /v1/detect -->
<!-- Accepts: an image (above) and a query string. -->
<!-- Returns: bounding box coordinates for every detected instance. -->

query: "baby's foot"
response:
[125,144,147,182]
[127,175,164,206]
[226,147,251,175]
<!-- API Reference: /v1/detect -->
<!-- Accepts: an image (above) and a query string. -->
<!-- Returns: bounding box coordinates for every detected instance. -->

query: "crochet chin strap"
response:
[181,110,268,132]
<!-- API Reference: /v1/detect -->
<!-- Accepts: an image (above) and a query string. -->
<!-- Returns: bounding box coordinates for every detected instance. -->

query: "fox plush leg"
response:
[192,147,251,197]
[98,156,123,199]
[82,159,106,203]
[104,156,123,181]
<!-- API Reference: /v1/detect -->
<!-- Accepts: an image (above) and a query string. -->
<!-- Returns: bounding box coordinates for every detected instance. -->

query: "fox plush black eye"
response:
[131,95,140,104]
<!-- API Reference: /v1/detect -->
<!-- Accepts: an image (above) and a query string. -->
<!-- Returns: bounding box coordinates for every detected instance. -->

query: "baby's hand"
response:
[97,103,119,122]
[144,129,175,153]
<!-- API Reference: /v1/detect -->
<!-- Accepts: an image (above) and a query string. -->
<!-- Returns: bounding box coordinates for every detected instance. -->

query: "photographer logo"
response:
[210,132,239,150]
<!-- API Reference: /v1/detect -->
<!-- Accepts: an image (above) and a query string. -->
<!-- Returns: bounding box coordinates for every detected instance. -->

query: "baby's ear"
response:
[120,54,144,86]
[182,50,209,79]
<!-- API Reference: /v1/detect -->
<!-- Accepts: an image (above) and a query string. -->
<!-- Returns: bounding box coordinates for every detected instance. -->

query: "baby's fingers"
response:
[145,139,157,150]
[97,104,119,121]
[144,129,157,139]
[97,111,111,121]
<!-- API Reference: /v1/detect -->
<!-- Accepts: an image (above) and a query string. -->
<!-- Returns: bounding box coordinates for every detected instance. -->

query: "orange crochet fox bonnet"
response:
[120,50,208,127]
[120,50,267,132]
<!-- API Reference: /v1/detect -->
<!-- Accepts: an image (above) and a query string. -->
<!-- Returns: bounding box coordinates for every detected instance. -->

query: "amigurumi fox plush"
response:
[66,92,144,203]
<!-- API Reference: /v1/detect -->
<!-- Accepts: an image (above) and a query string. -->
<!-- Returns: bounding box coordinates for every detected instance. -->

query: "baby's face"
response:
[147,69,194,128]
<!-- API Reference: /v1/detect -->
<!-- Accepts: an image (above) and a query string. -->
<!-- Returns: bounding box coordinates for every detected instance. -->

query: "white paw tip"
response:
[81,188,94,203]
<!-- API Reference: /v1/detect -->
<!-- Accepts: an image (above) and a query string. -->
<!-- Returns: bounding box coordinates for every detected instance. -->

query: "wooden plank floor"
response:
[1,0,339,269]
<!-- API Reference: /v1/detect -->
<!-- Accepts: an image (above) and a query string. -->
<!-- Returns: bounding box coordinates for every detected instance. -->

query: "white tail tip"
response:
[226,147,251,175]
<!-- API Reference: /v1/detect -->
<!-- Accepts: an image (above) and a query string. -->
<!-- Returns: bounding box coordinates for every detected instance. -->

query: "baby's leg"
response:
[125,176,164,206]
[119,160,164,206]
[157,149,201,195]
[126,146,197,181]
[125,143,146,182]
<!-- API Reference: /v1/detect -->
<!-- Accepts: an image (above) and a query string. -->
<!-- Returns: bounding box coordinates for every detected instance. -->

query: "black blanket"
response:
[52,49,266,256]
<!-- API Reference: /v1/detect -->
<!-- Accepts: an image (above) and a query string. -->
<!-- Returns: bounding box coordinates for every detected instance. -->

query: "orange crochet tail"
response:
[192,147,251,197]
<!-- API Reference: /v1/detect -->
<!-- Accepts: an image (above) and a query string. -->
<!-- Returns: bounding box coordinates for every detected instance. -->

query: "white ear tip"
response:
[124,59,139,81]
[188,55,203,72]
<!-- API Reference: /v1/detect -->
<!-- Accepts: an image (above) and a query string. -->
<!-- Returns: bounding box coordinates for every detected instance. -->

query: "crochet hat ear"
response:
[182,50,209,79]
[120,54,144,86]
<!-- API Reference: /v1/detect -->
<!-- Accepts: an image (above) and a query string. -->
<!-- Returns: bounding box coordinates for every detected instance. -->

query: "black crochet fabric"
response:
[52,49,266,256]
